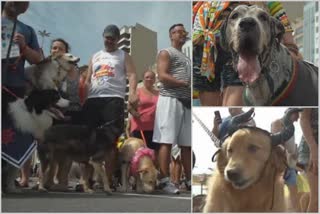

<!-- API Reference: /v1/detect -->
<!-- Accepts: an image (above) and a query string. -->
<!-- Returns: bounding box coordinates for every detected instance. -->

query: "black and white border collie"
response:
[3,89,69,140]
[2,89,69,193]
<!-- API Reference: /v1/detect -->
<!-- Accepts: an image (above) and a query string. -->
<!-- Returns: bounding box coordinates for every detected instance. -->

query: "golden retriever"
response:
[203,127,287,212]
[119,137,157,193]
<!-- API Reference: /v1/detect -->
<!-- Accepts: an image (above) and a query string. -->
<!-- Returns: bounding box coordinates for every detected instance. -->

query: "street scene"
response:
[2,1,192,213]
[2,178,191,212]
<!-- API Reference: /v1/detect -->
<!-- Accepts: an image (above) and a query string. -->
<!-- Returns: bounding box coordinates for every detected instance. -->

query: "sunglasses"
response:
[172,30,188,35]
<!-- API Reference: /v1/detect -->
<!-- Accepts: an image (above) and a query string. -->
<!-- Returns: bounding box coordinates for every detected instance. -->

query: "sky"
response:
[192,107,305,174]
[19,1,192,66]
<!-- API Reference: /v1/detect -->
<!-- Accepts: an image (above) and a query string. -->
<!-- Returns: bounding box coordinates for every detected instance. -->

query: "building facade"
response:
[118,23,157,81]
[303,1,319,64]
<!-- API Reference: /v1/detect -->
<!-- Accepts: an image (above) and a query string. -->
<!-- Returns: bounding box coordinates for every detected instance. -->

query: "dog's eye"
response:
[259,13,268,22]
[227,148,233,154]
[248,144,259,153]
[230,12,239,20]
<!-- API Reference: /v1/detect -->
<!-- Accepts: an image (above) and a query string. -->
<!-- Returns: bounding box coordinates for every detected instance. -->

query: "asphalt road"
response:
[2,189,191,212]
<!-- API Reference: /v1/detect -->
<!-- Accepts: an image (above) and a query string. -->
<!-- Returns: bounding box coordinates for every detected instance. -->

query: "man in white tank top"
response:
[82,24,138,185]
[153,23,191,194]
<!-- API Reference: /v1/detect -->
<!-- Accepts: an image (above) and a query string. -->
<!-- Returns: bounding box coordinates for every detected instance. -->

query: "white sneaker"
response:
[162,181,180,194]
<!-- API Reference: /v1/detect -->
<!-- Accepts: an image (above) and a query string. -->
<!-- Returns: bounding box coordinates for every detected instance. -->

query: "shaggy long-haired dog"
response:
[25,53,79,90]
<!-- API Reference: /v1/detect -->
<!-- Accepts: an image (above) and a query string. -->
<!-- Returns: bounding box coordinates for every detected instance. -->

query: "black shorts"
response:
[216,44,242,88]
[131,130,160,151]
[193,45,221,92]
[82,97,124,145]
[193,43,242,91]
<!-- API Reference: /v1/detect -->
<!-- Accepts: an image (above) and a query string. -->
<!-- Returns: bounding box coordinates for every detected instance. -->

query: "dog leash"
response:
[192,112,221,148]
[139,130,147,146]
[2,86,21,99]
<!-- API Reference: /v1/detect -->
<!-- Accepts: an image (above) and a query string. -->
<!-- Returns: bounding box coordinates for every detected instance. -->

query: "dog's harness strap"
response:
[271,60,299,105]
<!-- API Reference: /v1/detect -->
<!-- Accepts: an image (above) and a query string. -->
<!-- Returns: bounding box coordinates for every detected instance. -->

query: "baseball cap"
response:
[103,24,120,38]
[285,108,303,115]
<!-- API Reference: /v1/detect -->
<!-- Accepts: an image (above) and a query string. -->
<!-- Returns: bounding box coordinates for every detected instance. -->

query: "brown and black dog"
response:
[37,124,119,194]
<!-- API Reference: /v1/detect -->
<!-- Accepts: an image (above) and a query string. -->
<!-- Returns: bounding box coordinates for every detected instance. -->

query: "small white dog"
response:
[25,53,80,90]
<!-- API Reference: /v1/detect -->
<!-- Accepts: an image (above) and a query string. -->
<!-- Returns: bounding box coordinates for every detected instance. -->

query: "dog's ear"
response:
[216,138,229,173]
[269,145,287,173]
[270,17,285,47]
[219,19,229,51]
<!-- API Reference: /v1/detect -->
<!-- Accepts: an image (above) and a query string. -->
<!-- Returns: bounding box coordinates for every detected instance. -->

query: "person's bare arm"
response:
[157,50,188,88]
[84,57,93,98]
[14,33,42,64]
[125,53,138,106]
[271,119,283,133]
[300,109,318,173]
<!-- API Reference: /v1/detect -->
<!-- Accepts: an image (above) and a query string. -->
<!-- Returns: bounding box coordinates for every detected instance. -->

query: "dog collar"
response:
[271,59,299,105]
[130,147,155,176]
[243,44,299,106]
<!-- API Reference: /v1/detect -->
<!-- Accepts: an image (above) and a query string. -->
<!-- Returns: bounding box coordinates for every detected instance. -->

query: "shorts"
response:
[217,44,242,88]
[283,167,297,186]
[153,96,191,147]
[82,97,124,145]
[131,130,160,151]
[193,45,221,92]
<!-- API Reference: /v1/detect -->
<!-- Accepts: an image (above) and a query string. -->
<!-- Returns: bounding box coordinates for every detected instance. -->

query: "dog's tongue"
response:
[49,107,65,120]
[237,54,261,84]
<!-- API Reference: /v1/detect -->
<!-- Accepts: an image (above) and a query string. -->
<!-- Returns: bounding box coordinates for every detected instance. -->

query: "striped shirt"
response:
[159,47,191,99]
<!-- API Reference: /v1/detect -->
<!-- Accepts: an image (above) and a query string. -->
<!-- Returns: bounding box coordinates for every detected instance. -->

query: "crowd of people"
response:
[2,1,191,195]
[1,1,318,212]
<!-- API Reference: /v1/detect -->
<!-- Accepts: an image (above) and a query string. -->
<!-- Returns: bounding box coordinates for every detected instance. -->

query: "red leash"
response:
[2,86,21,99]
[139,129,147,146]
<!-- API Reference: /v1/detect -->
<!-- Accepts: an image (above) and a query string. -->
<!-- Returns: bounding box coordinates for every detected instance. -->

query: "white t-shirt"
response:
[88,49,126,99]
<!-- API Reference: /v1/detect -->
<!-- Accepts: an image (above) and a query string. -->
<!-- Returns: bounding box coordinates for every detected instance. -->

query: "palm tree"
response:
[38,30,51,48]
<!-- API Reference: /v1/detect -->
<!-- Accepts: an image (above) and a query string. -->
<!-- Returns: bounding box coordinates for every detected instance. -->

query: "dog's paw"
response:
[83,188,94,194]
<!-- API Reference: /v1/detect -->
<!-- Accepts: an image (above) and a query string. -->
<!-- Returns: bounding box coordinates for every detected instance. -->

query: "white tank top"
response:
[88,49,126,99]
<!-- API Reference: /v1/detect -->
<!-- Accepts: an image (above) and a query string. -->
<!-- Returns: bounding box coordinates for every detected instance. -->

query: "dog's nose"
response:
[239,17,256,32]
[226,169,241,181]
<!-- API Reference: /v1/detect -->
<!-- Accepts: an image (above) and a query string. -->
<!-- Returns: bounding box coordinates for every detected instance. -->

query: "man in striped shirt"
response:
[153,23,191,194]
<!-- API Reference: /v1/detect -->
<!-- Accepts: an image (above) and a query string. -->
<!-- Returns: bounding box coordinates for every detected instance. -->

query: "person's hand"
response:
[128,92,139,107]
[309,146,318,174]
[128,94,140,118]
[213,115,222,128]
[128,103,140,118]
[13,33,27,49]
[193,35,205,46]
